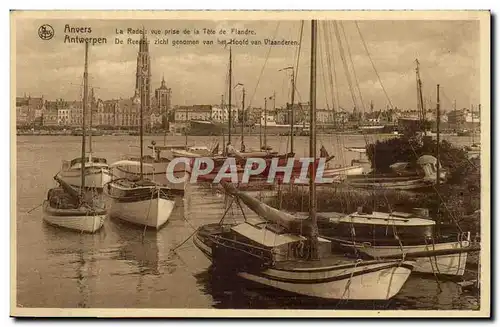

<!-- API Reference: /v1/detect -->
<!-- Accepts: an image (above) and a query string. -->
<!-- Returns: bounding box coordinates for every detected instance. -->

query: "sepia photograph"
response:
[10,10,490,318]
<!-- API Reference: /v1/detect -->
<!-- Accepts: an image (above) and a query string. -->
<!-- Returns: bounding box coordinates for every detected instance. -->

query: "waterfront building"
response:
[97,100,117,127]
[42,110,59,127]
[57,108,71,126]
[154,76,171,126]
[16,95,45,127]
[68,101,83,127]
[149,110,163,130]
[174,105,212,122]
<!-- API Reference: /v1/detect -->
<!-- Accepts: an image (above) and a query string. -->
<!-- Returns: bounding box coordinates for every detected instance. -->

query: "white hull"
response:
[239,261,413,300]
[108,191,175,229]
[293,165,365,184]
[193,233,413,300]
[59,168,112,189]
[42,202,105,233]
[351,241,470,276]
[325,165,364,177]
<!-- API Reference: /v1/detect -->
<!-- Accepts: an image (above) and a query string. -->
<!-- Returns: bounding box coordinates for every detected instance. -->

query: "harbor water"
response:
[15,134,480,310]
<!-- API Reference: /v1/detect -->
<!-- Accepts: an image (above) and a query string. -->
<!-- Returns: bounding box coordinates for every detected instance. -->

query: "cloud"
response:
[15,19,480,111]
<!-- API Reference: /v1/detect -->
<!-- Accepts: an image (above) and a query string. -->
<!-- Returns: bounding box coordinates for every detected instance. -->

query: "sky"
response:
[15,19,480,112]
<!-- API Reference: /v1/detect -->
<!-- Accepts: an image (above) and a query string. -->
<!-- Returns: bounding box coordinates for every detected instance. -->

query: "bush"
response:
[366,135,469,175]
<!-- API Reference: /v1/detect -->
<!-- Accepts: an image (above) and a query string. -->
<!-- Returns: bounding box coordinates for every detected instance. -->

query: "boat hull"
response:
[339,240,470,276]
[193,226,414,301]
[42,201,105,233]
[239,261,413,300]
[58,167,112,189]
[106,184,175,229]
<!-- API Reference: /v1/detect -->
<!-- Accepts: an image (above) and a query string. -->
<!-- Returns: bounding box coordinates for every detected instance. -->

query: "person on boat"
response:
[226,142,242,156]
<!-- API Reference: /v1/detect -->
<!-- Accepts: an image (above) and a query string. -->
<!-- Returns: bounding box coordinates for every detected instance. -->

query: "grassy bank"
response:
[267,157,480,234]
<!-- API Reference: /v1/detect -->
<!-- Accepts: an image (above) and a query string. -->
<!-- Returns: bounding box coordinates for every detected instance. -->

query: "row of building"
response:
[16,77,172,130]
[16,94,481,130]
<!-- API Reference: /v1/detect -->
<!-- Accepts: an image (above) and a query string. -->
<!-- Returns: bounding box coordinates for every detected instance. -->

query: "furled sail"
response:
[54,174,82,203]
[221,181,311,234]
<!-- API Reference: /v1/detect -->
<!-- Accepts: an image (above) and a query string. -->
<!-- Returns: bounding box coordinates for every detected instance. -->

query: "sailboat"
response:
[344,60,447,191]
[193,21,414,301]
[43,42,106,233]
[186,47,290,184]
[58,83,112,189]
[105,31,176,230]
[320,84,475,276]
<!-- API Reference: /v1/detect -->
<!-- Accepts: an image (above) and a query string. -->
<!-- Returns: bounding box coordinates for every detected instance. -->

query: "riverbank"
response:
[16,130,461,137]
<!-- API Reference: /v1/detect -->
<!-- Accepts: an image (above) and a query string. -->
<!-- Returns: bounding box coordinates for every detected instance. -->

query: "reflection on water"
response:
[16,135,481,310]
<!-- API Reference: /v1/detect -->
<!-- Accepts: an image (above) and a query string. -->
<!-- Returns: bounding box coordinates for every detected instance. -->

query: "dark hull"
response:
[193,223,415,300]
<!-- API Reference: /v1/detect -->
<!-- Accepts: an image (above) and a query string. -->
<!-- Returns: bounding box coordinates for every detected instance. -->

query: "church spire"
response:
[139,26,148,53]
[135,25,151,109]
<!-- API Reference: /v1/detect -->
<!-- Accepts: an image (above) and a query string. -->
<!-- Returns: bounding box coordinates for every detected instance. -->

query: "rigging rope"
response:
[354,21,395,110]
[247,22,281,109]
[333,21,358,110]
[340,21,367,114]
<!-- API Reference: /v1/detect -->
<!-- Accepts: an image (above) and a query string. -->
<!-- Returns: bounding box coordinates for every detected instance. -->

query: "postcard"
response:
[11,10,490,318]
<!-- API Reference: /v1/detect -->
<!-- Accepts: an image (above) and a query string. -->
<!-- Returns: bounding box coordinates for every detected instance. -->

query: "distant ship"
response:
[188,120,227,136]
[188,117,304,136]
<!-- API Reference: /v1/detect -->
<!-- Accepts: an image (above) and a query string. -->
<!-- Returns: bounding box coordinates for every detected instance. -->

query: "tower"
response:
[135,31,151,110]
[155,75,172,112]
[155,75,172,127]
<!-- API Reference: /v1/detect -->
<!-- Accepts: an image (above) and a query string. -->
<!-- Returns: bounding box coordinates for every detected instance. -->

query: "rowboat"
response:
[318,208,471,276]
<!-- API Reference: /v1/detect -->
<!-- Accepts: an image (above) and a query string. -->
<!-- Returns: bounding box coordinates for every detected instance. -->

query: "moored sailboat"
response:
[106,161,175,229]
[58,156,112,190]
[193,21,414,301]
[105,30,176,230]
[43,176,106,233]
[58,86,111,189]
[43,42,106,233]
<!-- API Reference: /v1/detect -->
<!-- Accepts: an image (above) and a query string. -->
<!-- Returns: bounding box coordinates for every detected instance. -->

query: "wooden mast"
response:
[89,87,94,159]
[290,70,295,154]
[228,47,232,144]
[185,103,188,148]
[264,97,267,148]
[415,59,425,131]
[241,87,245,151]
[221,94,225,154]
[139,28,145,179]
[309,20,319,260]
[80,41,89,197]
[279,66,296,154]
[259,104,263,149]
[436,84,441,227]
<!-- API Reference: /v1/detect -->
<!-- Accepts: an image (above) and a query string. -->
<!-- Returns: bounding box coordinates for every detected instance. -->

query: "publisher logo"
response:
[38,24,54,40]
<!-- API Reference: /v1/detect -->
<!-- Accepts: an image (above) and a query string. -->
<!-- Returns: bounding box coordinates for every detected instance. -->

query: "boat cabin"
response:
[62,156,108,170]
[216,217,332,266]
[323,207,437,246]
